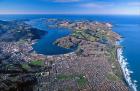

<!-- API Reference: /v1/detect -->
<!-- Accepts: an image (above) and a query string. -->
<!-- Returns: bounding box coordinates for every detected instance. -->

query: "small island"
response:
[0,19,129,91]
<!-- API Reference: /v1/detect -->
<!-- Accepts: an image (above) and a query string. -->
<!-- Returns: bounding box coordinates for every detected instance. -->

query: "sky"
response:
[0,0,140,15]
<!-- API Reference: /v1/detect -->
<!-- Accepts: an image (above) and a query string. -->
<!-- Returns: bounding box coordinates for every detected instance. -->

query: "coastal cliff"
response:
[0,19,129,91]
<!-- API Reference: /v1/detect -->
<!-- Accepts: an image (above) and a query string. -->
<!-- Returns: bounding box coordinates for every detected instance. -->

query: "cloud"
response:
[0,10,50,14]
[79,2,140,9]
[79,2,114,8]
[45,0,80,3]
[0,0,139,15]
[75,1,140,15]
[127,2,140,6]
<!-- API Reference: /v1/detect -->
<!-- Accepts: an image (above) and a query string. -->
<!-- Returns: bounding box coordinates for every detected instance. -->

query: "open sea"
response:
[0,14,140,91]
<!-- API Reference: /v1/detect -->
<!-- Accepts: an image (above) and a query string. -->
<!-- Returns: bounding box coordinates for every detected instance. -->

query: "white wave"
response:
[117,48,137,91]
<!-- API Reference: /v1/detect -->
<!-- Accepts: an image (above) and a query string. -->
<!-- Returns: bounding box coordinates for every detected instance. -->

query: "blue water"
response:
[26,19,74,55]
[114,24,140,90]
[0,14,140,90]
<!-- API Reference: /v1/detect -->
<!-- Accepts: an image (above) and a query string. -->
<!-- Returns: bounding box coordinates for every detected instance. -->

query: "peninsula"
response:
[0,19,129,91]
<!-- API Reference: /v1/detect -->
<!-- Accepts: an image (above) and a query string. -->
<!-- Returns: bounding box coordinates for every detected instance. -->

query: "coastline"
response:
[53,20,130,90]
[117,45,137,91]
[0,19,131,91]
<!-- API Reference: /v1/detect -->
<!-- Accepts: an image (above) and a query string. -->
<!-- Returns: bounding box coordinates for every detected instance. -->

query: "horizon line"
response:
[0,13,139,15]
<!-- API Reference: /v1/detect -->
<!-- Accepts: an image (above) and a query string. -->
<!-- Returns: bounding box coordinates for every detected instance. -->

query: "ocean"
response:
[0,14,140,91]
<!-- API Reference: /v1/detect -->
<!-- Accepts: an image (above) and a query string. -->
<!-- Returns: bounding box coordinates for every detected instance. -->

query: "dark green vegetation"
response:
[54,21,129,91]
[21,60,44,71]
[72,29,108,44]
[72,32,122,82]
[106,72,120,81]
[0,20,47,42]
[0,60,45,73]
[0,20,49,91]
[30,60,44,66]
[106,45,124,81]
[0,19,129,91]
[21,64,31,70]
[107,46,116,61]
[57,74,88,88]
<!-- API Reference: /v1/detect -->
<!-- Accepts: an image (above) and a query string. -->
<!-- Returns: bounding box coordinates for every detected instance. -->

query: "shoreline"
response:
[0,19,131,91]
[117,47,137,91]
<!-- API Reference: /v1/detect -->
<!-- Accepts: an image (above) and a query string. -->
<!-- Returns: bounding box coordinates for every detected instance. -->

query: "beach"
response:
[0,15,139,91]
[117,47,137,91]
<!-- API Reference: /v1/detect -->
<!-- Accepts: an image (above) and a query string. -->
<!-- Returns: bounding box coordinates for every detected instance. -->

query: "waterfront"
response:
[114,23,140,90]
[0,15,140,90]
[27,19,74,55]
